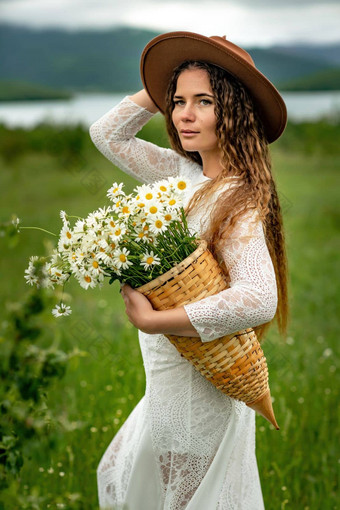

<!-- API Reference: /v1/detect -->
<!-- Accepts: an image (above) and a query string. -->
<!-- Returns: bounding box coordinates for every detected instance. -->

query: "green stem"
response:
[20,226,57,237]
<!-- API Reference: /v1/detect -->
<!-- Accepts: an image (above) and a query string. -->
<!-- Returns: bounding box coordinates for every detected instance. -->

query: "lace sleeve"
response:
[89,96,181,184]
[183,209,278,342]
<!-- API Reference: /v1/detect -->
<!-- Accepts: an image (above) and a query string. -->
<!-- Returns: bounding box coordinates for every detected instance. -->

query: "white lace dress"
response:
[89,97,278,510]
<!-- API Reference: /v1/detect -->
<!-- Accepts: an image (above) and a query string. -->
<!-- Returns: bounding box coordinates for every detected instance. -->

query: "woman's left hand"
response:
[120,283,155,333]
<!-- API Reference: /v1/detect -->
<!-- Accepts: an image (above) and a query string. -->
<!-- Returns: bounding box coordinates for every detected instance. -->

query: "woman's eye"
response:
[173,100,184,106]
[200,98,212,105]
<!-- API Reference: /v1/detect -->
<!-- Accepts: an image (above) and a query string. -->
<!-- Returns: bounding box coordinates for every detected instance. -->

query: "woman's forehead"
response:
[175,68,212,93]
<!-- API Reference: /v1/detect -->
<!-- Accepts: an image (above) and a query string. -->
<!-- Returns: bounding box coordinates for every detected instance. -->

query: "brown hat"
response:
[140,31,287,143]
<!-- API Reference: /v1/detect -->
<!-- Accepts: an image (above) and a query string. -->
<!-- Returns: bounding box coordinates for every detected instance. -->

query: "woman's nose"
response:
[180,104,195,121]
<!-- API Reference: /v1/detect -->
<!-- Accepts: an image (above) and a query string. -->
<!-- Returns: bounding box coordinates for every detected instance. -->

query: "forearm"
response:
[144,307,201,337]
[128,89,159,114]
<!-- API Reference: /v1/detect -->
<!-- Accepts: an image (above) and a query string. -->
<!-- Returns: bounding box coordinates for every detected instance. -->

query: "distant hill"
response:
[0,24,160,93]
[0,80,72,101]
[271,43,340,66]
[279,67,340,91]
[246,47,334,84]
[0,23,339,94]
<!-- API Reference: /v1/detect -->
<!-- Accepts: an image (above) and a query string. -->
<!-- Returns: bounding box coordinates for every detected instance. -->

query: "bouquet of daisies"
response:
[24,176,198,317]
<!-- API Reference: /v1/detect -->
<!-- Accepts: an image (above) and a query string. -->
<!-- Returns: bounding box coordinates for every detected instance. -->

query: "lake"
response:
[0,91,340,128]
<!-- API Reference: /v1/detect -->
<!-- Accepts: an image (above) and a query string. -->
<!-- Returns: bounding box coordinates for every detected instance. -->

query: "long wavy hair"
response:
[164,60,288,339]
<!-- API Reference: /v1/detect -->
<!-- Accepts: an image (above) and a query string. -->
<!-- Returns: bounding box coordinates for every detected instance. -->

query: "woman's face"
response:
[171,68,219,158]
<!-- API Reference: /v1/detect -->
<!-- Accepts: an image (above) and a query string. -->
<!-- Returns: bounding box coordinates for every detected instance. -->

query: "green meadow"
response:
[0,116,339,509]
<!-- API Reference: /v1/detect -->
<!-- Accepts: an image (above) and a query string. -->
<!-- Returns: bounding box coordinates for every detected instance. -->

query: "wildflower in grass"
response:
[52,303,72,318]
[140,251,161,269]
[113,247,133,270]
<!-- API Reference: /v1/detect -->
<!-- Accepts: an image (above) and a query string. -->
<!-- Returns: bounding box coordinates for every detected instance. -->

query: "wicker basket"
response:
[136,240,279,429]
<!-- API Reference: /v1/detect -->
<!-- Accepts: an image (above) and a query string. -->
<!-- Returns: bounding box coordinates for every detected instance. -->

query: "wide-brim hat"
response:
[140,31,287,143]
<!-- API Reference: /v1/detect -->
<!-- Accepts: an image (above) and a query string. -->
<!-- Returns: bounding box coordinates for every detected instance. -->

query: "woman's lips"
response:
[180,130,199,137]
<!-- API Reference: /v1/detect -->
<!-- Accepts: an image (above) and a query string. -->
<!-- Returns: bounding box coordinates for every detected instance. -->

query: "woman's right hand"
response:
[128,89,159,114]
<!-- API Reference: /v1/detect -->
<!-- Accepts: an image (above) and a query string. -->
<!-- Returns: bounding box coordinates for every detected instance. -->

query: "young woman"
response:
[89,31,288,510]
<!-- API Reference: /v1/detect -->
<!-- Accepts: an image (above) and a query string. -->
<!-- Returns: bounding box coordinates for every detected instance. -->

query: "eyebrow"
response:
[173,93,214,99]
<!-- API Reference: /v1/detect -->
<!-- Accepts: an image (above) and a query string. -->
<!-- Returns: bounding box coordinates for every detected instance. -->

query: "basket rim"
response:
[136,239,207,293]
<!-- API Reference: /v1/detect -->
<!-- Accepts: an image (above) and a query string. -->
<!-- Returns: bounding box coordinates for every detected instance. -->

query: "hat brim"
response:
[140,31,287,143]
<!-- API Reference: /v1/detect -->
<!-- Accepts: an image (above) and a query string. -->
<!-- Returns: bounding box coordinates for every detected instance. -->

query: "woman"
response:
[89,31,288,510]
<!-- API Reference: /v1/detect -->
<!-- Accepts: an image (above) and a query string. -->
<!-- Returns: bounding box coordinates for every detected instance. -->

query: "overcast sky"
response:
[1,0,340,47]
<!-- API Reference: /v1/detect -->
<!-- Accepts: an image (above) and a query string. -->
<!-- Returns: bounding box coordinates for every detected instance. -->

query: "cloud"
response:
[0,0,339,46]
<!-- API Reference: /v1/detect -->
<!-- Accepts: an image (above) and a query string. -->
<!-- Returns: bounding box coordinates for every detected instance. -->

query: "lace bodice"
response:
[89,96,278,342]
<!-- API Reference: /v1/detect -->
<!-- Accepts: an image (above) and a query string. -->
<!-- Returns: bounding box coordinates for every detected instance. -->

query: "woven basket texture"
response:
[137,240,279,429]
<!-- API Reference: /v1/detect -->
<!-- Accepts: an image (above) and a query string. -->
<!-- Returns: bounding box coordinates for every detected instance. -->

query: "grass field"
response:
[0,118,339,509]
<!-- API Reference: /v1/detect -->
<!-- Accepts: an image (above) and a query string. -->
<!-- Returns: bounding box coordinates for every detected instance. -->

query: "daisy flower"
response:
[106,182,125,201]
[118,201,134,220]
[168,176,189,193]
[52,303,72,318]
[136,184,157,203]
[58,224,74,252]
[77,271,98,290]
[110,224,126,242]
[149,216,168,234]
[154,179,172,196]
[163,209,180,223]
[163,195,180,209]
[144,199,164,217]
[140,251,161,270]
[113,247,133,270]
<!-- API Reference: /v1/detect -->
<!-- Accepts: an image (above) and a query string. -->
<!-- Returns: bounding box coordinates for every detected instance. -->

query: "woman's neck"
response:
[200,150,224,179]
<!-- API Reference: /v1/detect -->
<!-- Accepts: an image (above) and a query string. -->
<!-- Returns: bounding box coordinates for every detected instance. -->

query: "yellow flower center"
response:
[85,275,91,283]
[164,214,172,221]
[138,232,145,238]
[177,181,186,190]
[66,231,72,239]
[115,201,120,207]
[146,257,154,265]
[138,202,145,208]
[143,225,149,231]
[155,220,163,228]
[119,254,126,262]
[92,261,99,268]
[145,193,153,200]
[113,187,118,193]
[160,185,167,191]
[122,206,129,214]
[149,206,158,214]
[115,228,121,236]
[55,272,62,277]
[110,243,116,249]
[169,199,176,206]
[110,220,115,227]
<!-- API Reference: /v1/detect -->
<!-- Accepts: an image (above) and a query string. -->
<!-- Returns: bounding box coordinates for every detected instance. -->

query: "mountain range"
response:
[1,23,339,95]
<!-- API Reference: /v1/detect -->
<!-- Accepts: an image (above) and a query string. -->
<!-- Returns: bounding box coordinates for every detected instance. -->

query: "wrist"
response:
[138,310,158,334]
